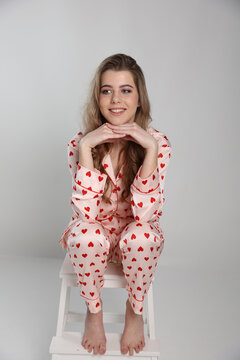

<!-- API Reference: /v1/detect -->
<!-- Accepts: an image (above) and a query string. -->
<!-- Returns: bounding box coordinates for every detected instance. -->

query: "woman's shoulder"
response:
[147,126,171,148]
[67,130,84,150]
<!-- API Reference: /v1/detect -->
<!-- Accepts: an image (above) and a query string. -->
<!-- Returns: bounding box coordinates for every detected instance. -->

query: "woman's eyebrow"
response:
[100,84,134,89]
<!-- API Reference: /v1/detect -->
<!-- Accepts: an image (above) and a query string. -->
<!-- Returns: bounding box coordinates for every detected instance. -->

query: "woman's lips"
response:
[109,108,126,116]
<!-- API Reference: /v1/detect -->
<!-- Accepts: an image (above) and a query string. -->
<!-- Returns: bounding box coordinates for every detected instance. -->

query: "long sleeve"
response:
[67,133,108,223]
[130,133,172,222]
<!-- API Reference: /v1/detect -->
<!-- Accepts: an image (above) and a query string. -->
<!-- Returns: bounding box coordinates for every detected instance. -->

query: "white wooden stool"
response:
[49,254,161,359]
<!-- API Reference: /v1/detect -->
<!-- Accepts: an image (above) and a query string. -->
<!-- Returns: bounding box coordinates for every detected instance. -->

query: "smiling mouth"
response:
[109,108,126,115]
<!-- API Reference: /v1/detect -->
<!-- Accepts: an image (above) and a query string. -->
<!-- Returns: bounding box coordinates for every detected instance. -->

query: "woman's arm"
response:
[139,144,158,179]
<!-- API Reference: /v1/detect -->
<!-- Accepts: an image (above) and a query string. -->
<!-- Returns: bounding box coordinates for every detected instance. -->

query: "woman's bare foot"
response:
[81,299,107,355]
[120,299,146,356]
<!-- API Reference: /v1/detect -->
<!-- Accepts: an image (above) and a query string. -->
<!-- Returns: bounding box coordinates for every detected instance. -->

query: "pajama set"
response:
[59,126,172,314]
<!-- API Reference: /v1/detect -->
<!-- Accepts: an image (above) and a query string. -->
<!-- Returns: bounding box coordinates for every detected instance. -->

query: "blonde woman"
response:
[59,53,172,356]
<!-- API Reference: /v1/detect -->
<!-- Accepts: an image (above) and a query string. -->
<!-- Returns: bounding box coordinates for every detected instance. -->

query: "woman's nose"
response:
[111,91,121,103]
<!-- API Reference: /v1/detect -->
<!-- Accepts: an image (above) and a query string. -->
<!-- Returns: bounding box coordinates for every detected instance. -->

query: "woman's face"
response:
[99,70,140,125]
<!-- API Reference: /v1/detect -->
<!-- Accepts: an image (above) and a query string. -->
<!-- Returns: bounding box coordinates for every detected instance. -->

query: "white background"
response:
[0,1,239,359]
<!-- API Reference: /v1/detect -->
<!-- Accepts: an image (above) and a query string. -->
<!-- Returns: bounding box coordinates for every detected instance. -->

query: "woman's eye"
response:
[122,89,132,93]
[101,89,111,94]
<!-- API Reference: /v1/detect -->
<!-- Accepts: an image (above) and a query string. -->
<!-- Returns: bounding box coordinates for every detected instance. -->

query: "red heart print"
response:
[127,266,132,270]
[131,234,136,240]
[104,163,108,169]
[137,286,142,291]
[151,197,156,203]
[139,307,143,312]
[88,241,94,247]
[82,190,87,195]
[86,171,91,177]
[82,253,87,258]
[148,266,152,269]
[98,176,103,182]
[144,257,149,261]
[90,292,94,297]
[138,246,143,251]
[137,202,143,207]
[84,207,90,212]
[74,254,77,258]
[85,273,90,277]
[136,216,140,221]
[96,302,100,307]
[81,229,87,234]
[136,223,142,226]
[123,239,127,244]
[160,163,165,168]
[95,229,100,234]
[90,262,95,266]
[79,263,83,267]
[76,243,80,248]
[143,282,147,285]
[127,247,131,252]
[138,267,143,271]
[144,233,150,238]
[132,258,137,262]
[69,151,74,156]
[142,180,148,185]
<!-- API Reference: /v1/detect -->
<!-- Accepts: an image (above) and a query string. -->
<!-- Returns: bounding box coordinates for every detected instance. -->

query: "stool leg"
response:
[146,283,156,340]
[56,278,70,336]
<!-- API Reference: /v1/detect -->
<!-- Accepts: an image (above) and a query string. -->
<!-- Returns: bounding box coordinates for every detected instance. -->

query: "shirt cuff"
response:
[131,164,160,194]
[74,164,107,194]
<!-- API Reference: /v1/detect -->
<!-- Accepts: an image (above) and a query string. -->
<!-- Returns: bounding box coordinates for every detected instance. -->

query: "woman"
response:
[59,53,172,356]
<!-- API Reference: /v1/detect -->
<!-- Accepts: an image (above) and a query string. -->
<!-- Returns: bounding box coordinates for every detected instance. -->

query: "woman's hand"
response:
[106,122,158,151]
[79,123,127,149]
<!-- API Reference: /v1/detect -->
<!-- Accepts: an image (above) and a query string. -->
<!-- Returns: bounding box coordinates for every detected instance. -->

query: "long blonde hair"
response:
[81,53,152,204]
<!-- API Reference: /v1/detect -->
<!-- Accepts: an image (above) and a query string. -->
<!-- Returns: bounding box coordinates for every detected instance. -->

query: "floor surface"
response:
[0,255,239,360]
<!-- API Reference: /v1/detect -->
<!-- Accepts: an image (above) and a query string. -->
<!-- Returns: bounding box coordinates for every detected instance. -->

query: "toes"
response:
[87,343,93,353]
[81,337,87,347]
[121,346,128,354]
[82,339,88,349]
[99,344,106,354]
[93,345,98,355]
[135,345,140,353]
[129,346,134,356]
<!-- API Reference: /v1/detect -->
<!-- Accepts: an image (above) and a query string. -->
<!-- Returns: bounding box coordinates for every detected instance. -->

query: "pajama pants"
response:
[67,219,164,315]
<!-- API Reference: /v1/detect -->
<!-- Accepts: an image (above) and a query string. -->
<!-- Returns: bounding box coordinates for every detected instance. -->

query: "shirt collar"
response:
[101,153,125,185]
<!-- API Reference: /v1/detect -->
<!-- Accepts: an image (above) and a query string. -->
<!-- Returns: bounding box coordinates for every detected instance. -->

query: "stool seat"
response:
[49,254,161,359]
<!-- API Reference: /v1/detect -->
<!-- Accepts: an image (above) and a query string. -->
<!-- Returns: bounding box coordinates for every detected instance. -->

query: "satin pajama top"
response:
[59,125,172,248]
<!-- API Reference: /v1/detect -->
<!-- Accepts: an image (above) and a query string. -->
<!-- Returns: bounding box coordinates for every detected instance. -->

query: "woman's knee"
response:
[67,221,109,251]
[119,220,161,251]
